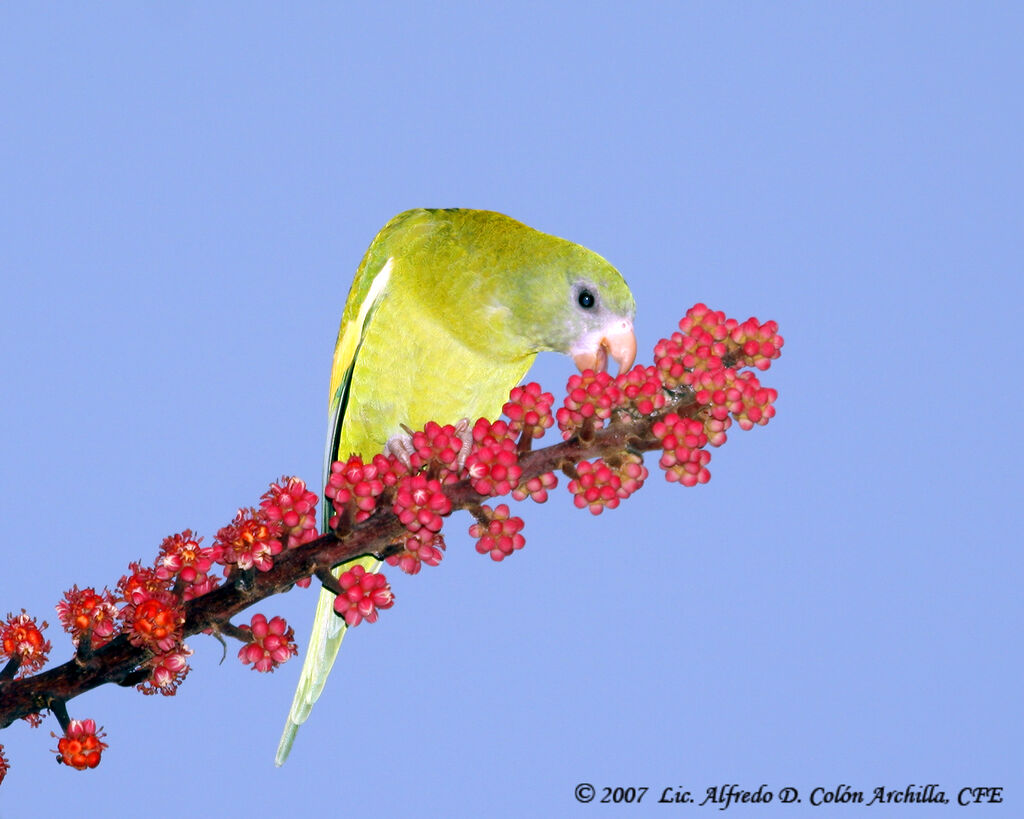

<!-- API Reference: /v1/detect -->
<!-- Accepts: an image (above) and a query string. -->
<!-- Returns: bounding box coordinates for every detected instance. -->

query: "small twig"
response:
[217,622,253,643]
[315,567,343,596]
[74,630,94,664]
[116,668,152,688]
[0,656,21,683]
[49,698,72,733]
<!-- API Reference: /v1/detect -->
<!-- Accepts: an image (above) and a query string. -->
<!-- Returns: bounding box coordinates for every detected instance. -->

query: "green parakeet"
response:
[276,208,636,765]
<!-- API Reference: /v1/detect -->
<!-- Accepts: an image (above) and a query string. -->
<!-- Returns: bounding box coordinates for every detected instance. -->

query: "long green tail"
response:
[275,555,379,766]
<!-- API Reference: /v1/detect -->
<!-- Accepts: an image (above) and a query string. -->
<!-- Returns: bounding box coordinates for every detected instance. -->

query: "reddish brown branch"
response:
[0,389,697,730]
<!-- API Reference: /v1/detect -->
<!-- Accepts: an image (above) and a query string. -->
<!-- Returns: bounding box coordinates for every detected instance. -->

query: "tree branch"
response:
[0,388,696,729]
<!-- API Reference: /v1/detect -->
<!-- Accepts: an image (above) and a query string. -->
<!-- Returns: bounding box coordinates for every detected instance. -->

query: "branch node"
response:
[217,621,252,644]
[49,698,72,732]
[516,431,534,454]
[315,567,343,596]
[116,668,152,687]
[560,460,581,481]
[580,415,596,443]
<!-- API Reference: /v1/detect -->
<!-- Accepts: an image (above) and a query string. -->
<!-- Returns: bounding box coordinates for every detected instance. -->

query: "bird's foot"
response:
[386,418,474,471]
[454,417,473,470]
[385,430,416,469]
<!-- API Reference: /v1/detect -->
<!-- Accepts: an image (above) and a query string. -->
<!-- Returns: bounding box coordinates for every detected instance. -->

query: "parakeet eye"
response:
[577,289,596,309]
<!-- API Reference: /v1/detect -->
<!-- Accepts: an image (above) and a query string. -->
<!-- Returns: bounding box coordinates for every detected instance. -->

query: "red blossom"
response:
[54,719,107,770]
[260,477,320,548]
[690,368,778,434]
[728,316,784,370]
[406,421,464,475]
[655,304,784,388]
[119,591,185,654]
[703,413,732,447]
[393,473,451,534]
[0,744,7,785]
[652,413,712,486]
[237,614,297,672]
[137,645,192,695]
[55,586,119,649]
[385,530,446,575]
[213,508,283,573]
[613,453,649,499]
[503,382,555,440]
[512,470,558,503]
[555,369,622,438]
[653,303,731,386]
[614,365,666,415]
[469,504,526,561]
[728,370,778,430]
[117,562,171,605]
[154,530,220,600]
[325,454,393,528]
[331,566,395,627]
[471,417,516,446]
[1,611,51,678]
[568,459,623,514]
[465,418,522,496]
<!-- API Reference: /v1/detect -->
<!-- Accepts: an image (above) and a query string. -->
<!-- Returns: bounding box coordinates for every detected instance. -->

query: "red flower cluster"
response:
[325,454,401,528]
[469,504,526,561]
[568,459,621,514]
[155,530,219,600]
[556,370,622,438]
[119,590,184,654]
[237,614,298,672]
[567,455,648,515]
[503,382,555,440]
[465,419,522,496]
[138,646,192,695]
[260,477,319,548]
[652,413,712,486]
[615,365,666,416]
[512,470,558,503]
[117,561,169,603]
[213,508,283,573]
[54,719,107,770]
[655,303,783,388]
[55,586,119,649]
[0,744,8,786]
[331,565,395,627]
[0,611,51,678]
[393,473,452,535]
[386,530,446,575]
[406,420,464,475]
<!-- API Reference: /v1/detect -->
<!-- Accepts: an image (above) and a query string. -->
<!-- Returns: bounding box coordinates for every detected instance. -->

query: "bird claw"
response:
[386,418,474,471]
[385,431,416,469]
[453,418,473,471]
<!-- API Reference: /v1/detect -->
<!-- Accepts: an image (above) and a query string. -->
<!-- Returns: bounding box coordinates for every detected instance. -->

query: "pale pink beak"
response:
[572,320,637,375]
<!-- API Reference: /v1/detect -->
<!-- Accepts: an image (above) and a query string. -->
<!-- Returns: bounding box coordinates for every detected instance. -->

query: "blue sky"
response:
[1,3,1020,816]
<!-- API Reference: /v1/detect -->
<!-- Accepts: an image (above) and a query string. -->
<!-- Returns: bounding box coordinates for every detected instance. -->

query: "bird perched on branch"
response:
[276,208,636,765]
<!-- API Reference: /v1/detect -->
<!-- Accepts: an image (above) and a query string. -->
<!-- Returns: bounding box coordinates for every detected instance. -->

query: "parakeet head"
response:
[397,209,637,374]
[542,247,637,376]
